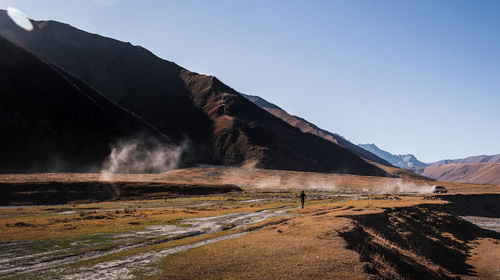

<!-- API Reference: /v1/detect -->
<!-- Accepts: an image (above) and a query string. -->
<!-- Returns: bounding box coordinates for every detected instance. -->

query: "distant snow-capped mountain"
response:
[358,144,428,169]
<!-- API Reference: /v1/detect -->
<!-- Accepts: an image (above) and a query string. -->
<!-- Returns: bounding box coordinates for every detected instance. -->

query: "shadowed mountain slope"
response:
[241,94,393,167]
[0,11,387,176]
[0,35,169,172]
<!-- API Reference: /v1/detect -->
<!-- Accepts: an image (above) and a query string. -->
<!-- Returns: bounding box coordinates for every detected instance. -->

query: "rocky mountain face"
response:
[0,11,388,176]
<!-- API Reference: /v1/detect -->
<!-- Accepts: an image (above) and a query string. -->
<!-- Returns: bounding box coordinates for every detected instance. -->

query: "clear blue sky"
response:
[1,0,499,162]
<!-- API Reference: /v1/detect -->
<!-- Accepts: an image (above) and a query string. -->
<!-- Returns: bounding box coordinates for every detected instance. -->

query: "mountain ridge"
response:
[358,143,500,184]
[414,163,500,185]
[358,143,428,169]
[241,94,394,167]
[431,154,500,165]
[0,11,388,176]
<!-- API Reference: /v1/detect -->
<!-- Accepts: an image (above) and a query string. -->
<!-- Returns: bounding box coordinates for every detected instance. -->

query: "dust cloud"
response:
[368,179,434,194]
[100,138,186,181]
[221,168,339,191]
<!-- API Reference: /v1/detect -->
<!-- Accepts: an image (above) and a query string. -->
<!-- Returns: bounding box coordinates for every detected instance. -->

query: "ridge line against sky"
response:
[1,0,499,162]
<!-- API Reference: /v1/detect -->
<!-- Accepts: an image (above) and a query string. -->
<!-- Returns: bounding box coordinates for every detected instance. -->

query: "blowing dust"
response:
[219,167,434,193]
[221,168,341,191]
[367,179,434,194]
[100,138,186,181]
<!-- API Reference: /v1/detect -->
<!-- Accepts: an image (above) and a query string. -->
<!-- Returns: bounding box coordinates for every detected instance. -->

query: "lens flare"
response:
[6,7,33,31]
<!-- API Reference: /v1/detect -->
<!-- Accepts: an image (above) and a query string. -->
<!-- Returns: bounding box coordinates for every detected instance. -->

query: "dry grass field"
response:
[1,166,498,194]
[0,166,499,279]
[161,166,500,194]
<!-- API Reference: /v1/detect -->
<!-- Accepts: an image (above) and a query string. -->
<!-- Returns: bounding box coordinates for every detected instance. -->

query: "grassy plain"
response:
[0,167,499,279]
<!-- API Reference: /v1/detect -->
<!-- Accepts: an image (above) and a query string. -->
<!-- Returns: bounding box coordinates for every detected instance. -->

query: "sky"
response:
[1,0,499,162]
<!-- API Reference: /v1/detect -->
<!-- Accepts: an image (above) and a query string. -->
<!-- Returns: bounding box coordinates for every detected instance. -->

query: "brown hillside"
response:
[0,12,388,176]
[415,163,500,184]
[431,154,500,165]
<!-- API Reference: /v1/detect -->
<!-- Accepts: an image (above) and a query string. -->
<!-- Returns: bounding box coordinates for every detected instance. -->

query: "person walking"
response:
[300,190,306,209]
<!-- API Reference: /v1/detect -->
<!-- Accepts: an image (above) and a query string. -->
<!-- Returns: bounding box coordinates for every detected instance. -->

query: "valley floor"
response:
[0,169,499,279]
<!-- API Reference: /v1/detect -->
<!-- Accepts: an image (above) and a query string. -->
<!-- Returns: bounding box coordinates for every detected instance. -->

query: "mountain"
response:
[414,163,500,185]
[358,144,428,169]
[0,35,169,172]
[241,94,393,167]
[431,154,500,165]
[241,94,432,180]
[358,143,500,184]
[0,11,387,176]
[416,154,500,184]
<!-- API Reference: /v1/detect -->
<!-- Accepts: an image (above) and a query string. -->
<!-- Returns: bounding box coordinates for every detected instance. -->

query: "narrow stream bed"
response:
[0,208,290,279]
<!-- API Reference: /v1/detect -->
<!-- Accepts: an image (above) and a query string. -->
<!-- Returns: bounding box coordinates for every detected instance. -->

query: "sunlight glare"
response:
[6,7,33,31]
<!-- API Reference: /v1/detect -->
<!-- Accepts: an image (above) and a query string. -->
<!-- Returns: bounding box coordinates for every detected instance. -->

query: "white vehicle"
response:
[432,185,448,193]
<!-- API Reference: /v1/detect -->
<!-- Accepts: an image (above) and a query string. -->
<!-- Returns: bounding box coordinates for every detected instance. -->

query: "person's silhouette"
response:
[300,191,306,209]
